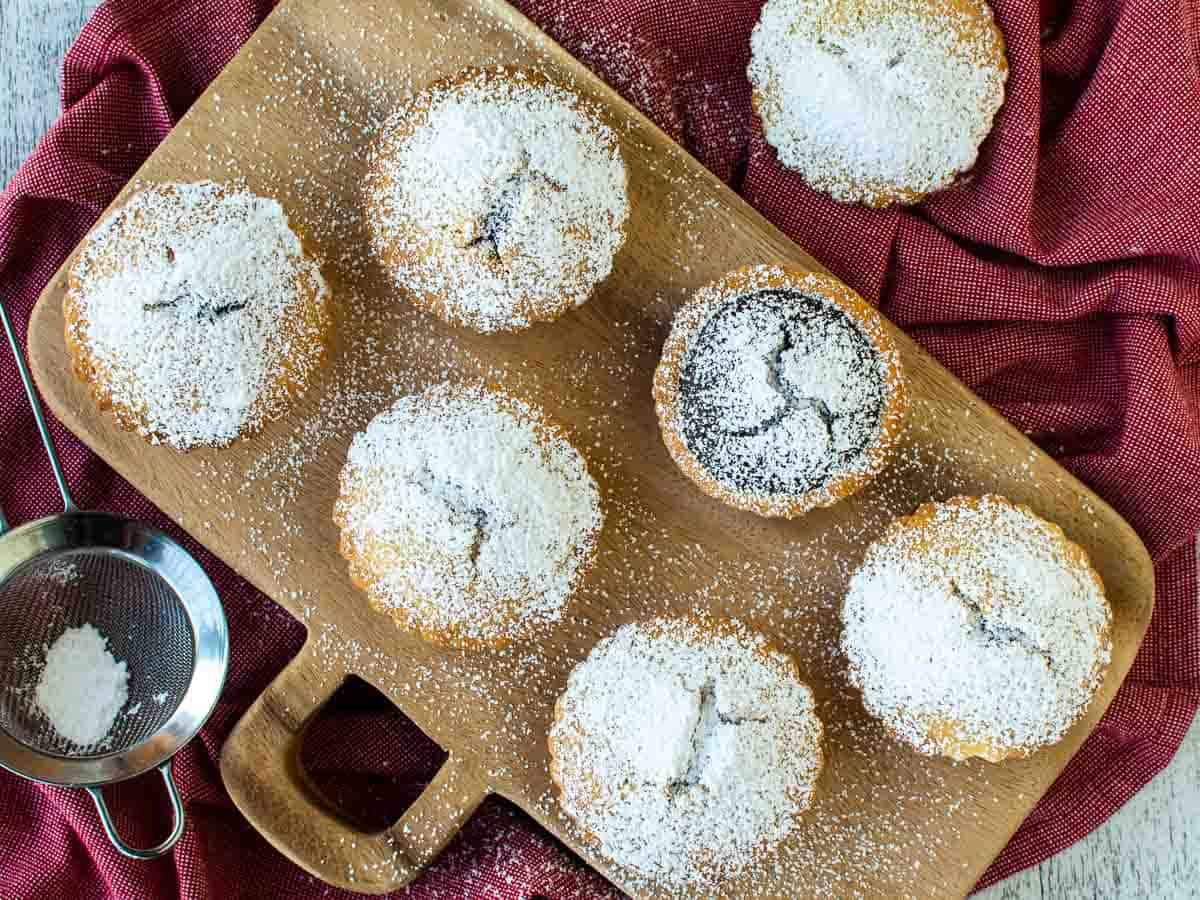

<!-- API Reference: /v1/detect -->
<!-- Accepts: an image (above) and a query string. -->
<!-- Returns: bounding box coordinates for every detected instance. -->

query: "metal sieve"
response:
[0,299,228,859]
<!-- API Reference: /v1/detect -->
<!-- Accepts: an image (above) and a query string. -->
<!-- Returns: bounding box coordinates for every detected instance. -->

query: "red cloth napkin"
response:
[1,0,1197,897]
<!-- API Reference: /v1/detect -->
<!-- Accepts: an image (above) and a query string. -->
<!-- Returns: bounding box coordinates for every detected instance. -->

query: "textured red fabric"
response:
[0,0,1196,897]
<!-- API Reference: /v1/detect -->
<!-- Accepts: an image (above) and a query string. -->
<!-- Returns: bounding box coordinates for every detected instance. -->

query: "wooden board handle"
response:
[219,637,491,894]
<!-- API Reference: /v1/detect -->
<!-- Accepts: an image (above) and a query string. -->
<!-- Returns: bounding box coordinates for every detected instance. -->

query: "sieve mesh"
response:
[0,549,196,759]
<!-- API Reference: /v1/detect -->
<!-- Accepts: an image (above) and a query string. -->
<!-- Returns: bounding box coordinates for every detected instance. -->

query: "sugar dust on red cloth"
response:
[0,0,1197,898]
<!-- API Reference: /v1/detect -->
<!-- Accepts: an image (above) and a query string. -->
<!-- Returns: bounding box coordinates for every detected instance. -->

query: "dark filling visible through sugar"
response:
[817,37,905,69]
[143,281,247,323]
[464,172,525,260]
[663,681,768,800]
[463,163,566,264]
[678,289,886,497]
[949,579,1054,669]
[725,325,836,443]
[409,464,514,582]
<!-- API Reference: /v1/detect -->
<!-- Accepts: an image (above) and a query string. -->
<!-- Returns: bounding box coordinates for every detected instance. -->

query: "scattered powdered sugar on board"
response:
[548,617,823,890]
[365,67,629,332]
[117,4,1121,896]
[66,181,330,449]
[335,382,603,647]
[842,495,1112,760]
[748,0,1007,204]
[34,624,129,749]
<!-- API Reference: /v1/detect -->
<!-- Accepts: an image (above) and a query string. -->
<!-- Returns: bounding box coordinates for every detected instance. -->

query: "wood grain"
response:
[981,709,1200,900]
[0,0,100,185]
[15,0,1165,897]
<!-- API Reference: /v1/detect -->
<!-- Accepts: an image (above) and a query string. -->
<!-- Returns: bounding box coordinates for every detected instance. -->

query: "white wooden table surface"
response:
[2,2,1197,897]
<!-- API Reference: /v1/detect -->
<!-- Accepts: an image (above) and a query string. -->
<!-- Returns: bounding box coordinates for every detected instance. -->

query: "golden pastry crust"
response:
[749,0,1008,207]
[845,494,1112,763]
[652,265,908,518]
[364,66,629,333]
[334,503,597,654]
[63,182,331,449]
[334,383,602,651]
[548,614,825,887]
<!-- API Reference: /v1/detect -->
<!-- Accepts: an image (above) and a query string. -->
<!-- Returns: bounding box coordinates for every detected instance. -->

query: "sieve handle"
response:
[85,760,186,860]
[0,296,76,522]
[220,639,490,894]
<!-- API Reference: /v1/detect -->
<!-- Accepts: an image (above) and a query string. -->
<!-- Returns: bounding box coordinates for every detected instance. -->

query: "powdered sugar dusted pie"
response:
[842,495,1113,762]
[364,66,629,333]
[334,383,602,650]
[548,616,823,890]
[748,0,1008,206]
[653,265,907,518]
[64,181,331,449]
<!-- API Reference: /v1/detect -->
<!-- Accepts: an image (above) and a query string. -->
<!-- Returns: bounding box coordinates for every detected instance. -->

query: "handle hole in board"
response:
[299,675,448,833]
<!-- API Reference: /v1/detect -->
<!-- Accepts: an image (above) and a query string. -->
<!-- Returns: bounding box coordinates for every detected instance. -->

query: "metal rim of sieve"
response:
[0,297,228,859]
[0,511,228,787]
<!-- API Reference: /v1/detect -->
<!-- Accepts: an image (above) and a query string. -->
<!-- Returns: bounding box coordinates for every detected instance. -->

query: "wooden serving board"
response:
[26,0,1154,896]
